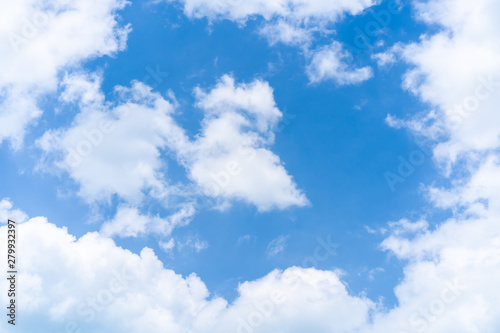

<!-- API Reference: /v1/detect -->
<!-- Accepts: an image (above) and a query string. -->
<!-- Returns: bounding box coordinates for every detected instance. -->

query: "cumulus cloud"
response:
[371,181,500,332]
[0,215,225,332]
[37,74,181,203]
[365,0,500,331]
[165,0,375,84]
[0,0,130,149]
[384,0,500,165]
[181,75,309,211]
[5,191,500,332]
[0,210,375,333]
[38,73,307,211]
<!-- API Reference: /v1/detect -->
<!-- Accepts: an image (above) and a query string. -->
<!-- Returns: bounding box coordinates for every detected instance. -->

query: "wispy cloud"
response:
[266,235,289,257]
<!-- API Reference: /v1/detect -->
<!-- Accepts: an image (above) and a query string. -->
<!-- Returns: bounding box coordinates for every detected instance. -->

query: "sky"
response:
[0,0,500,332]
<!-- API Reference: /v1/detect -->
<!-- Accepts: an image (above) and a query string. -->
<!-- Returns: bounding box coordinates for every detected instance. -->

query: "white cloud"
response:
[371,49,397,67]
[266,235,288,257]
[193,75,282,133]
[0,210,375,332]
[371,188,500,331]
[38,73,307,211]
[0,215,225,332]
[100,203,195,238]
[0,0,130,149]
[386,218,429,237]
[0,198,28,223]
[237,234,256,245]
[385,0,500,165]
[179,235,209,253]
[159,238,176,252]
[427,155,500,212]
[166,0,376,84]
[182,75,309,211]
[10,193,500,332]
[171,0,374,23]
[258,20,313,46]
[37,74,182,203]
[306,42,374,84]
[366,1,500,331]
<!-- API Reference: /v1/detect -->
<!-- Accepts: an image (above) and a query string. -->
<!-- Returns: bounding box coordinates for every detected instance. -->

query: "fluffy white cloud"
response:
[370,177,500,332]
[364,0,500,331]
[427,155,500,212]
[0,215,224,332]
[37,74,180,203]
[38,73,307,211]
[5,187,500,332]
[166,0,376,84]
[383,0,500,165]
[306,42,374,84]
[215,267,373,333]
[0,0,130,149]
[181,75,308,211]
[0,209,374,333]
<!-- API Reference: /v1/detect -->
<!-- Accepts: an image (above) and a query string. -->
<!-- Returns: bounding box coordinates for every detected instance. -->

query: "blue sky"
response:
[1,0,500,332]
[3,0,430,299]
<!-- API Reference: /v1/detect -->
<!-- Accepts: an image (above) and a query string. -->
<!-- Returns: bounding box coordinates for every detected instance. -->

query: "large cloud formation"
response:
[1,168,499,333]
[0,204,372,333]
[369,0,500,331]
